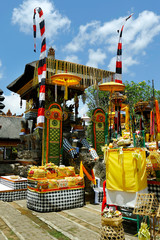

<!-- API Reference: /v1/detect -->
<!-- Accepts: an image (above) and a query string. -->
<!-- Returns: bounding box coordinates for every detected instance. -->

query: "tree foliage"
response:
[124,80,160,115]
[84,86,110,117]
[84,80,160,117]
[83,80,160,143]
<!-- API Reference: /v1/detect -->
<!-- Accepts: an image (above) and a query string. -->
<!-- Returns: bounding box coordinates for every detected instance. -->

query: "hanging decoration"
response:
[115,13,133,84]
[125,105,130,132]
[101,180,107,212]
[150,111,155,136]
[104,112,108,144]
[79,161,96,185]
[33,7,46,128]
[155,100,160,133]
[111,92,126,137]
[33,58,115,89]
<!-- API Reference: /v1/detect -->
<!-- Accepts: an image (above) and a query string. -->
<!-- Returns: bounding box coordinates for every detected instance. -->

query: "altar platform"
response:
[0,175,27,201]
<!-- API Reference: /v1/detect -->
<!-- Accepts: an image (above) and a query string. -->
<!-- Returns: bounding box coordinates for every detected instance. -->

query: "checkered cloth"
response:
[79,138,99,160]
[0,190,27,202]
[1,178,27,190]
[94,177,101,188]
[27,179,38,188]
[94,188,103,204]
[148,182,160,202]
[63,138,77,159]
[27,188,84,212]
[0,177,27,202]
[93,177,104,204]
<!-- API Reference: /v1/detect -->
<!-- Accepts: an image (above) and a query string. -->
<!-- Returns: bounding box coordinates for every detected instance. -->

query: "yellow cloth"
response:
[64,85,68,100]
[80,161,84,178]
[79,161,96,185]
[106,149,147,192]
[125,106,129,132]
[91,169,96,185]
[101,145,109,164]
[157,133,160,141]
[145,133,149,142]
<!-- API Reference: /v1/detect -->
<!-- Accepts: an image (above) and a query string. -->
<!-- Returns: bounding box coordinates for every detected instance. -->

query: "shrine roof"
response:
[7,61,36,93]
[7,59,114,97]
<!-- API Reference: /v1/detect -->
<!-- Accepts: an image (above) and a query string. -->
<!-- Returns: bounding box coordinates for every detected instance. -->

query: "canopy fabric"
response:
[51,73,81,86]
[51,73,81,100]
[99,82,125,93]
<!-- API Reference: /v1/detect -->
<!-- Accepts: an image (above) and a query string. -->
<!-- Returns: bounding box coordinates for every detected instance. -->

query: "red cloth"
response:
[101,180,107,212]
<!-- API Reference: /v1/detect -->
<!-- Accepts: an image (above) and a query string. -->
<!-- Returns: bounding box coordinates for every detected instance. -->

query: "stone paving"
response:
[0,200,138,240]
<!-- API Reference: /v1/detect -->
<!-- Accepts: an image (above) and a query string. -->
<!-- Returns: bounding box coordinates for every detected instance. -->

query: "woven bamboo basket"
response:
[157,204,160,218]
[101,215,122,227]
[133,193,158,216]
[100,223,125,240]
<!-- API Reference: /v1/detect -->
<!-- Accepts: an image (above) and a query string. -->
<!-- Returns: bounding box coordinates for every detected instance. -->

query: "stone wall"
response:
[94,159,106,187]
[0,163,33,178]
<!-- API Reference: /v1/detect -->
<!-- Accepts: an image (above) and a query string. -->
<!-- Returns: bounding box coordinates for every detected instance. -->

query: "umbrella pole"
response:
[110,113,112,141]
[109,91,113,142]
[115,105,118,138]
[60,99,66,166]
[55,84,57,102]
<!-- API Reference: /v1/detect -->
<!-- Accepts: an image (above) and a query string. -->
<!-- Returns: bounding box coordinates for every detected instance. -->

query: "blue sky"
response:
[0,0,160,115]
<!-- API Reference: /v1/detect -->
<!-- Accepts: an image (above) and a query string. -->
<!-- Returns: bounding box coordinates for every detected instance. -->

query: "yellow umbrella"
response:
[51,73,81,100]
[99,81,125,93]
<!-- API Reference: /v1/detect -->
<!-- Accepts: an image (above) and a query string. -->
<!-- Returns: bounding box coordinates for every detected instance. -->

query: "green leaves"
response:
[124,80,160,114]
[85,80,160,124]
[84,86,109,116]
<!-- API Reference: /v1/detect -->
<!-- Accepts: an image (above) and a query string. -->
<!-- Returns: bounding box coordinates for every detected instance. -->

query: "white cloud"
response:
[3,93,25,116]
[65,21,100,52]
[66,98,88,118]
[11,6,160,77]
[12,0,71,40]
[66,98,74,106]
[64,55,80,64]
[108,55,139,73]
[64,18,124,53]
[142,51,146,56]
[78,103,88,117]
[127,11,160,53]
[86,48,106,68]
[64,11,160,74]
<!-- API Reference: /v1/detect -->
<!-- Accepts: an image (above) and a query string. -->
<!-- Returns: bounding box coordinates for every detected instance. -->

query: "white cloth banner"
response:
[106,187,148,208]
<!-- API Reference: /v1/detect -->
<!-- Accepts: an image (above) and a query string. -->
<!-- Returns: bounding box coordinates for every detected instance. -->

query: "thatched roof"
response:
[7,61,36,94]
[7,57,115,100]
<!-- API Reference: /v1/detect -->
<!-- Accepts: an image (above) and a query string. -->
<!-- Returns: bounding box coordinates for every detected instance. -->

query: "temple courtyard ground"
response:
[0,199,138,240]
